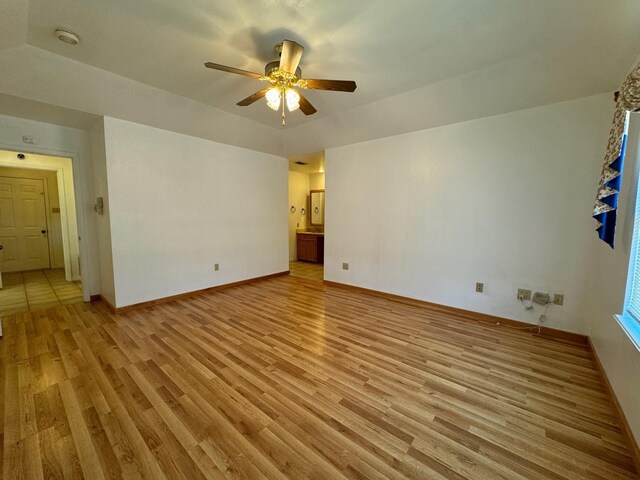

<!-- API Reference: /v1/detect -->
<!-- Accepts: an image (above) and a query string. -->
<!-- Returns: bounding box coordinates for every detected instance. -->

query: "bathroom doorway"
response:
[0,150,83,315]
[288,151,325,282]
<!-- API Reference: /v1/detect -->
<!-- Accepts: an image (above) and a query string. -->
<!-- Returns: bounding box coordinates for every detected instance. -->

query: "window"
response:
[620,114,640,350]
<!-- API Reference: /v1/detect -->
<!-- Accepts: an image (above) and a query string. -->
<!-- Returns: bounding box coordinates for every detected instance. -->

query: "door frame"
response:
[0,145,91,302]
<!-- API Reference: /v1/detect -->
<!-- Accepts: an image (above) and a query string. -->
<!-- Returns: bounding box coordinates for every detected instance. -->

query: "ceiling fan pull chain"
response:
[281,90,286,127]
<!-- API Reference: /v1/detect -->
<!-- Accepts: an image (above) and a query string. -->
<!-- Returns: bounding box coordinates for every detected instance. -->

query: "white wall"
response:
[89,119,115,305]
[0,114,99,297]
[102,117,288,307]
[588,113,640,445]
[326,93,613,334]
[309,173,325,190]
[288,171,309,261]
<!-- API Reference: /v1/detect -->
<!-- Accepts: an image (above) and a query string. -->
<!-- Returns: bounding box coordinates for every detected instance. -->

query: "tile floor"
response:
[0,268,83,316]
[289,261,324,282]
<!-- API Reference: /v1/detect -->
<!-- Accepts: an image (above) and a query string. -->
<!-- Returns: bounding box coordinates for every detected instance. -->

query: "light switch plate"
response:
[342,262,349,271]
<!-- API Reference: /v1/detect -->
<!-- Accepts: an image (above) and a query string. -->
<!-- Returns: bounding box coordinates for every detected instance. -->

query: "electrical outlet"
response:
[475,282,484,293]
[517,288,531,301]
[342,262,349,271]
[554,294,564,306]
[214,264,219,271]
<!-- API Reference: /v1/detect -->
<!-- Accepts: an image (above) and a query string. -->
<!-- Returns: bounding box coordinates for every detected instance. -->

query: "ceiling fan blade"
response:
[298,92,317,116]
[304,79,357,92]
[279,40,304,74]
[204,62,263,79]
[237,87,271,106]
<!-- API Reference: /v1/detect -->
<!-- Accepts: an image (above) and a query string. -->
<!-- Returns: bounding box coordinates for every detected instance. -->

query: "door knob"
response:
[0,245,3,250]
[41,229,47,234]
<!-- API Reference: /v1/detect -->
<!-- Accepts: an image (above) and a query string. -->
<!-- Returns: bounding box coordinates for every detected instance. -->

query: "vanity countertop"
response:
[297,231,324,236]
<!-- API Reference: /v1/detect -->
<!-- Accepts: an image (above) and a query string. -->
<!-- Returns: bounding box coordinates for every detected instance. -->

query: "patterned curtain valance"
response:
[593,62,640,248]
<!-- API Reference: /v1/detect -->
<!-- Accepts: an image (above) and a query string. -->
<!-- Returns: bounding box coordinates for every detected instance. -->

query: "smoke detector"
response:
[55,29,80,45]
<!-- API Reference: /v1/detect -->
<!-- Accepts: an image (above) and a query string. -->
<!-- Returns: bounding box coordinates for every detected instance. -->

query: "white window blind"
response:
[626,113,640,324]
[627,197,640,322]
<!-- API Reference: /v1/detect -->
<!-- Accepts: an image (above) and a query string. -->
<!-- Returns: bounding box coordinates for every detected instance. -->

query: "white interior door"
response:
[0,176,50,272]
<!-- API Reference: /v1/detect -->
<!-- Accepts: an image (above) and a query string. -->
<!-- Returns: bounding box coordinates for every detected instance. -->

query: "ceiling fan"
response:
[204,40,357,126]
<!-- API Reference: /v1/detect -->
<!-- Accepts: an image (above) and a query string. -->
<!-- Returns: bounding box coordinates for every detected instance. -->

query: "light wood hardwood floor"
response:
[289,261,323,282]
[1,275,637,479]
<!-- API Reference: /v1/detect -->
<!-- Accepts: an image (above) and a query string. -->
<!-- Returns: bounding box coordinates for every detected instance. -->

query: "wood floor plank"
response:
[1,275,638,479]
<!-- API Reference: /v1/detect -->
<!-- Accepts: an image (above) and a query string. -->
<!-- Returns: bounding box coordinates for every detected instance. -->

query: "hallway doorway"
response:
[288,151,325,282]
[0,150,84,315]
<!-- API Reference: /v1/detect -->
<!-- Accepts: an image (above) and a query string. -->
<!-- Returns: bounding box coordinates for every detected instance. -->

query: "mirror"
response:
[310,189,325,226]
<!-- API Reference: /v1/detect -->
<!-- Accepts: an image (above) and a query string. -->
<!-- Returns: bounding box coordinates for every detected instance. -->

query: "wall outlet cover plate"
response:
[517,289,532,301]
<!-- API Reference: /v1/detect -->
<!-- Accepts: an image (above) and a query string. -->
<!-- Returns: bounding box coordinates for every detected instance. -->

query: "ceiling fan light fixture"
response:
[204,39,356,125]
[266,87,281,111]
[285,88,300,112]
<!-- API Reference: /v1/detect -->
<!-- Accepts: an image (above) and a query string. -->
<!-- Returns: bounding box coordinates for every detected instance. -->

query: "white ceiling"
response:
[289,151,324,174]
[0,0,639,155]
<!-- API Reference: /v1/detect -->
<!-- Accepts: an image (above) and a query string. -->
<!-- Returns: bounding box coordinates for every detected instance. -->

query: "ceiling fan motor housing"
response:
[265,61,301,78]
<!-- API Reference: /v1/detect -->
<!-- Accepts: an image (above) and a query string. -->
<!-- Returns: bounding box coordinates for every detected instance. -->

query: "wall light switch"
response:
[342,262,349,271]
[554,294,564,305]
[214,264,219,271]
[94,196,104,215]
